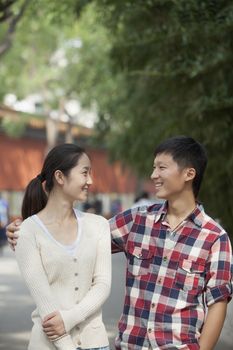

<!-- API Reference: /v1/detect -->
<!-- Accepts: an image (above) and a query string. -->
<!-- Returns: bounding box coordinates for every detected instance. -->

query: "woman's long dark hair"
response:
[21,144,85,220]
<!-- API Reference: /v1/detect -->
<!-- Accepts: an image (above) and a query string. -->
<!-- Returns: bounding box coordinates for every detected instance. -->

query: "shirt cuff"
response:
[205,282,232,306]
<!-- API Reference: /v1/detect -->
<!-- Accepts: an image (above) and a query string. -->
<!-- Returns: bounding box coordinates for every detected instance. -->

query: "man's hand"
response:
[42,311,66,340]
[6,219,22,251]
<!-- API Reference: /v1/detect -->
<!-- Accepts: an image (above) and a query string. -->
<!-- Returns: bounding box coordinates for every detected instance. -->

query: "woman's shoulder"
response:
[76,210,109,228]
[85,212,108,225]
[18,216,39,237]
[20,215,35,227]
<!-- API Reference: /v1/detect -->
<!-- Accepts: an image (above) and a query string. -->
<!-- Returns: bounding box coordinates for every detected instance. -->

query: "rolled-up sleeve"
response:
[205,232,232,306]
[109,207,138,253]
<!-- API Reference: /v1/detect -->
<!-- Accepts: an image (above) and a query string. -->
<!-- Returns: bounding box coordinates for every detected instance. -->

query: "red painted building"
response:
[0,105,154,219]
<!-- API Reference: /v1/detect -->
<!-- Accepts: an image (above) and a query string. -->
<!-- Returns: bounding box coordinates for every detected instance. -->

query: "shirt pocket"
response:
[175,259,205,294]
[127,245,154,277]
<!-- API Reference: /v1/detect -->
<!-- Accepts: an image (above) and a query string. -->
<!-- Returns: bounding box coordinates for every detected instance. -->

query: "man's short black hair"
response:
[154,136,208,198]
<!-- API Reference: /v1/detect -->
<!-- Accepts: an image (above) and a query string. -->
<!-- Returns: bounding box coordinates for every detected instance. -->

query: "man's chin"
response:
[155,192,168,201]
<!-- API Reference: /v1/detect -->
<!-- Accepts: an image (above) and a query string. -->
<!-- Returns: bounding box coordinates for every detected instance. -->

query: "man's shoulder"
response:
[200,209,227,236]
[110,201,164,220]
[109,202,166,232]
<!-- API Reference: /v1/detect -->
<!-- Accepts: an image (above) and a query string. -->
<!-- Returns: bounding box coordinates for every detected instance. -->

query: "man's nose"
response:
[151,169,158,180]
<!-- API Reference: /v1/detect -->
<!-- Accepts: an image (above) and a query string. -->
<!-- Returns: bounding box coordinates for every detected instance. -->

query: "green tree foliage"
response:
[0,0,79,98]
[73,0,233,235]
[0,0,232,235]
[0,0,91,143]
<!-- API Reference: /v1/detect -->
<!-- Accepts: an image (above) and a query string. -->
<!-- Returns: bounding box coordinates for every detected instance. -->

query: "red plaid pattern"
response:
[110,202,232,350]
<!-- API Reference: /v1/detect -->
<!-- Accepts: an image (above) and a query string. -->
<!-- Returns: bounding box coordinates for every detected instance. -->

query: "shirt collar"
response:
[152,201,167,223]
[152,201,204,228]
[188,203,204,228]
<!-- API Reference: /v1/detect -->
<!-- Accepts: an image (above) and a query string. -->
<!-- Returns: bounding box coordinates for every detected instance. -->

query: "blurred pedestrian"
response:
[131,191,155,208]
[0,193,9,243]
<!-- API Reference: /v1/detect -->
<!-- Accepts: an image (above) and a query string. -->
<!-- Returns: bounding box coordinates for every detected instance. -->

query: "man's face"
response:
[151,152,191,200]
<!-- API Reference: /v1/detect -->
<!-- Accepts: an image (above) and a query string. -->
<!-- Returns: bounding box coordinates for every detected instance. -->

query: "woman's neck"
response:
[38,191,75,224]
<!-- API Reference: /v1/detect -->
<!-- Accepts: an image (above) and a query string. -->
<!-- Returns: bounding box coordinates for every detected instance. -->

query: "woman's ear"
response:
[54,170,65,185]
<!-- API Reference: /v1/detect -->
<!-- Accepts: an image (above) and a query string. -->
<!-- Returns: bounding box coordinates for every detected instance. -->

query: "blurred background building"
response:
[0,104,155,225]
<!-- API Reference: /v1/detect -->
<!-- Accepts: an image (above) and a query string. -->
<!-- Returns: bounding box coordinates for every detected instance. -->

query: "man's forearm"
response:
[199,300,227,350]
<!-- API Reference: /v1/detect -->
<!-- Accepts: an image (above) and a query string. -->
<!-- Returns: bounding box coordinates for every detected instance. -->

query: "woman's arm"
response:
[15,225,76,350]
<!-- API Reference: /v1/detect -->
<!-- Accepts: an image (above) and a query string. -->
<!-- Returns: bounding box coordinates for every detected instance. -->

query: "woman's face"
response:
[62,153,93,202]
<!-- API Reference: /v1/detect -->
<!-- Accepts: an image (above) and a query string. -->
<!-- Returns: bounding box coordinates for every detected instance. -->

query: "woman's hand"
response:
[6,219,22,251]
[42,311,66,340]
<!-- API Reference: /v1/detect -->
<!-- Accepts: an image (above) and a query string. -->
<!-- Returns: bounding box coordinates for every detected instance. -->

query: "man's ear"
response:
[54,170,65,185]
[185,168,196,181]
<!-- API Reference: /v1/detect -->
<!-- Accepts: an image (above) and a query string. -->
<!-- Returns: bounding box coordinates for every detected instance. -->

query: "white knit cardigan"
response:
[15,211,111,350]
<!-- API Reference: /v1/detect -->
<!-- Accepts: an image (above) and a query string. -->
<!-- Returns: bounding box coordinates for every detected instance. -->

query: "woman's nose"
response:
[87,174,93,185]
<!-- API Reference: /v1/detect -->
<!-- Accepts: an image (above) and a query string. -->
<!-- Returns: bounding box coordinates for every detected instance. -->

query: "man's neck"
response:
[166,195,196,231]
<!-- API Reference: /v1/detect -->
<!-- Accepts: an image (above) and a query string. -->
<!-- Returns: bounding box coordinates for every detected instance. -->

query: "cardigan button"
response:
[75,287,79,291]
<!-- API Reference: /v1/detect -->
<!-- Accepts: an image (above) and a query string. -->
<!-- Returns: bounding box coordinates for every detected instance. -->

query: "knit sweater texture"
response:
[15,210,111,350]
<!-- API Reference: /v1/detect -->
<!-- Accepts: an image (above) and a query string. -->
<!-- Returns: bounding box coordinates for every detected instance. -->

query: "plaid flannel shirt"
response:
[110,202,232,350]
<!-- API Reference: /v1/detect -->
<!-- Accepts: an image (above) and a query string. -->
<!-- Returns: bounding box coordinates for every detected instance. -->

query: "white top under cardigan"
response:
[15,210,111,350]
[32,211,81,256]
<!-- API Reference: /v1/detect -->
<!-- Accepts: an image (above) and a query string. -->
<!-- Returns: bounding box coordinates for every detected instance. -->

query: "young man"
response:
[109,136,232,350]
[7,136,232,350]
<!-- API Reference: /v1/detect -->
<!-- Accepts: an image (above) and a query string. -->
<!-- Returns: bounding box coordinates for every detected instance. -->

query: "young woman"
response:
[15,144,111,350]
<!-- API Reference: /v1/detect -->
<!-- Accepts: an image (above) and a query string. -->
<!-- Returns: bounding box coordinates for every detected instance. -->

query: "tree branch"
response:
[0,0,30,58]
